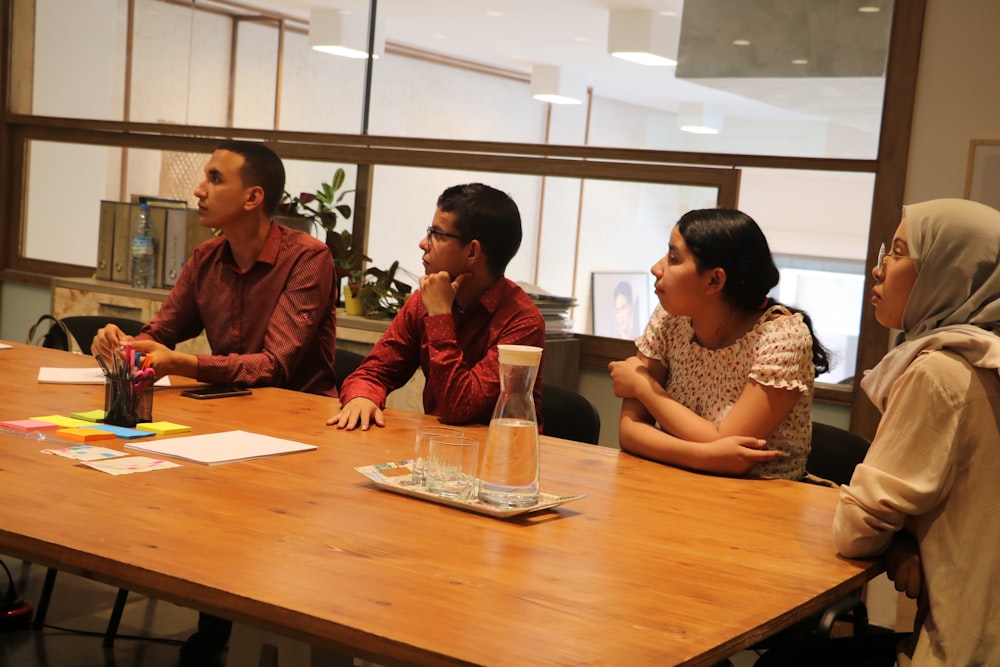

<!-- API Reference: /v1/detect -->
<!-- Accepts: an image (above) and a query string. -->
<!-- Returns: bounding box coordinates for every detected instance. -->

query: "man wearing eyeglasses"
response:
[327,182,545,430]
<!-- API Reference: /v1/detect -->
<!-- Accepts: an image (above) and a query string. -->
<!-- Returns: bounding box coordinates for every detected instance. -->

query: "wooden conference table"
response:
[0,343,881,666]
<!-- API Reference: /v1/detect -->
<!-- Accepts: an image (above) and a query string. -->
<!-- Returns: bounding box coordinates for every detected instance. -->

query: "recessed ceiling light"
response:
[432,33,446,40]
[658,11,678,16]
[732,39,751,46]
[486,10,503,17]
[792,58,809,65]
[573,36,590,43]
[858,6,880,13]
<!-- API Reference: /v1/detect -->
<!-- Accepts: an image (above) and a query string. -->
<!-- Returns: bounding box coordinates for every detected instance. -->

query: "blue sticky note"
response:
[90,424,156,440]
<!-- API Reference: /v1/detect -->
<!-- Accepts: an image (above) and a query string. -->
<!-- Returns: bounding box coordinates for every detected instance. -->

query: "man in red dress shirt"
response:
[92,140,338,397]
[328,182,545,430]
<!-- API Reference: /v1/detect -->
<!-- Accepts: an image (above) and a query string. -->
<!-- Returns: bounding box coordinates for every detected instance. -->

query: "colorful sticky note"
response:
[135,421,191,435]
[31,414,92,428]
[70,409,106,422]
[57,427,118,443]
[1,418,58,432]
[91,424,155,440]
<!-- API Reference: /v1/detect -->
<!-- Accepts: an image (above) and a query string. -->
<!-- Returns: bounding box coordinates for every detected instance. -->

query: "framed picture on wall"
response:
[592,272,652,340]
[965,140,1000,212]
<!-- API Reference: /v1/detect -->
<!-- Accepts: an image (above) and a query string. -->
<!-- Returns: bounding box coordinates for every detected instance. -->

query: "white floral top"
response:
[635,304,814,479]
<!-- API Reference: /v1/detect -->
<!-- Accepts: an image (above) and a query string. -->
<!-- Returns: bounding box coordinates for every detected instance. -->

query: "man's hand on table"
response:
[327,397,385,431]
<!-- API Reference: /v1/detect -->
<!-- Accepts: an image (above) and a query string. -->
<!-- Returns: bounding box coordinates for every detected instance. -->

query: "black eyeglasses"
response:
[425,226,466,243]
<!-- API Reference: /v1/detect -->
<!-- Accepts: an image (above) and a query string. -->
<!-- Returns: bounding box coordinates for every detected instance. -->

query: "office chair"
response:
[61,316,145,354]
[803,422,874,638]
[334,349,366,393]
[539,383,601,445]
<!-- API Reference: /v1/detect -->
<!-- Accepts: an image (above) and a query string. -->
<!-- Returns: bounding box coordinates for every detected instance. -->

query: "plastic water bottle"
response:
[478,345,543,508]
[130,202,155,288]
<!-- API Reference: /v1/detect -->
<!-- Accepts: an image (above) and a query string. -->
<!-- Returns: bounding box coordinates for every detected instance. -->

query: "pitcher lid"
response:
[497,344,542,367]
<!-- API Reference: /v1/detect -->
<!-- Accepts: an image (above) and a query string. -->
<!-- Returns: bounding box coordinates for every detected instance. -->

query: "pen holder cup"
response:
[103,376,153,428]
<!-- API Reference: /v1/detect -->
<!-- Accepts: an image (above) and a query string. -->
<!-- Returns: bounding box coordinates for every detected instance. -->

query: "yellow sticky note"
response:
[31,414,92,428]
[70,409,106,422]
[136,421,191,435]
[57,427,117,443]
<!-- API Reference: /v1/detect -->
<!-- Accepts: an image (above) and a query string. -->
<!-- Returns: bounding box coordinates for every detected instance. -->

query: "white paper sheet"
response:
[124,430,317,465]
[37,367,171,386]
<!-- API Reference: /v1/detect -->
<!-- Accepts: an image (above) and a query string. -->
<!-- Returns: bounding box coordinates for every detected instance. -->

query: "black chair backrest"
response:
[62,316,145,355]
[540,383,601,445]
[806,422,872,486]
[334,349,366,392]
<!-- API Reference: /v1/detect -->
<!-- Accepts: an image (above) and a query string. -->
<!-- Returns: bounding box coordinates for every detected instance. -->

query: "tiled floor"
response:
[1,553,762,667]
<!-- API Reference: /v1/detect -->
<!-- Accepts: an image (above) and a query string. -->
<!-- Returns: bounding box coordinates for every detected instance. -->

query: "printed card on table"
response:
[82,456,181,475]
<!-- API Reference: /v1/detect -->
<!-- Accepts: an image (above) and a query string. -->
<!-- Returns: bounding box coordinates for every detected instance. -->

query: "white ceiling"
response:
[202,0,892,134]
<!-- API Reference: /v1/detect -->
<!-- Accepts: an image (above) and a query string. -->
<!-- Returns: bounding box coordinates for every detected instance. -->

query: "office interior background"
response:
[0,0,998,632]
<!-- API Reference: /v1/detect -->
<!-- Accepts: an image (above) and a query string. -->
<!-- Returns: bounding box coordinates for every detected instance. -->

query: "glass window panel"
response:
[22,142,214,267]
[740,167,875,385]
[131,0,232,125]
[24,141,121,265]
[772,259,866,384]
[31,0,126,120]
[367,56,547,143]
[363,0,890,159]
[278,31,367,134]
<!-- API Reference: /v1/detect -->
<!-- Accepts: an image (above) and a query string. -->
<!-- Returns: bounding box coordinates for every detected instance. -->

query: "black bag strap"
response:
[26,314,72,350]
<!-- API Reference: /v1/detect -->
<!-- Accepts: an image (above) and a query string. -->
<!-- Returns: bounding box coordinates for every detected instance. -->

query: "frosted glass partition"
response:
[26,0,891,158]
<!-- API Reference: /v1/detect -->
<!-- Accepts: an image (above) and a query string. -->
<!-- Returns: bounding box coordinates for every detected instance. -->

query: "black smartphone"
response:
[180,385,253,400]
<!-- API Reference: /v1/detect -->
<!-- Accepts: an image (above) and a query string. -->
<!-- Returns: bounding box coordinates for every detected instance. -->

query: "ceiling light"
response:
[732,39,751,46]
[858,6,881,13]
[792,58,809,65]
[608,8,681,67]
[309,9,384,59]
[531,65,584,105]
[678,102,722,135]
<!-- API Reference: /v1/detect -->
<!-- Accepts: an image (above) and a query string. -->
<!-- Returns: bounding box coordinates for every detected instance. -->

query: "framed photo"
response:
[965,140,1000,212]
[591,272,652,339]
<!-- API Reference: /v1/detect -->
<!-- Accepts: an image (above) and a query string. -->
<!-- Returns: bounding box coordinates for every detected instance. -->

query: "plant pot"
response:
[344,285,365,316]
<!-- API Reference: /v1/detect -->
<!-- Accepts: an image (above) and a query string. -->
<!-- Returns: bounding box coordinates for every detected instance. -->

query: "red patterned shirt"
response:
[138,223,338,396]
[339,277,545,425]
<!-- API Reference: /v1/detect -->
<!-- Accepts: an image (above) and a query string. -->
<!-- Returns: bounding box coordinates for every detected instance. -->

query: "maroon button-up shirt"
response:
[340,277,545,424]
[138,223,338,396]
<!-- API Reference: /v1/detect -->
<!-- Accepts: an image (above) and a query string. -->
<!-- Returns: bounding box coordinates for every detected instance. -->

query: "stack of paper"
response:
[124,430,317,465]
[517,282,577,338]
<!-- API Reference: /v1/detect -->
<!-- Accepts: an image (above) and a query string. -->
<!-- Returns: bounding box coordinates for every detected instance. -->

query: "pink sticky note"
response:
[1,419,59,432]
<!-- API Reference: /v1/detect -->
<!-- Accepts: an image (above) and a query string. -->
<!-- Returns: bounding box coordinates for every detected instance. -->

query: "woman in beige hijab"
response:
[757,198,1000,666]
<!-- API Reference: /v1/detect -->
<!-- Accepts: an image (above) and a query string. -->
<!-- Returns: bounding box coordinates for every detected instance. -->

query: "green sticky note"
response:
[70,409,106,422]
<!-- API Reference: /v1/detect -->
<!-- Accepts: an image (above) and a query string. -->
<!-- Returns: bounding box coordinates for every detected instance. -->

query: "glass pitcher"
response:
[478,344,543,508]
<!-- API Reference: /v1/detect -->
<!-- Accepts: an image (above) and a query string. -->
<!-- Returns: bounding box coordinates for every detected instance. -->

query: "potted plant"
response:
[354,260,413,318]
[275,168,370,305]
[276,167,354,235]
[275,169,411,318]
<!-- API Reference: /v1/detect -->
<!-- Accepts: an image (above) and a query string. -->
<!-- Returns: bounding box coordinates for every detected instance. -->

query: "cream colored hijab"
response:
[861,198,1000,409]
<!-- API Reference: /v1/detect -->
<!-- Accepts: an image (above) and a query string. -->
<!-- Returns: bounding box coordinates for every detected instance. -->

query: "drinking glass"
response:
[412,425,462,485]
[425,436,479,501]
